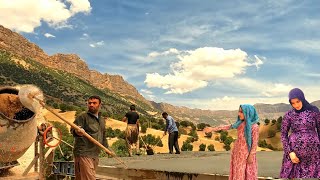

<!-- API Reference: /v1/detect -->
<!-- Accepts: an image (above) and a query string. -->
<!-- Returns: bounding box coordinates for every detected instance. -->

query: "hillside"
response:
[0,50,154,119]
[43,109,272,153]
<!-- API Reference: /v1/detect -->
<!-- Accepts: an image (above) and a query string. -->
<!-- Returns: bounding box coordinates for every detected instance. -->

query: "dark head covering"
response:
[288,88,319,113]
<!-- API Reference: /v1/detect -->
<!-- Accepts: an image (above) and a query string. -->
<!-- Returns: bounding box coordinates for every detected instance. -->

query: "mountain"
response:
[0,25,150,107]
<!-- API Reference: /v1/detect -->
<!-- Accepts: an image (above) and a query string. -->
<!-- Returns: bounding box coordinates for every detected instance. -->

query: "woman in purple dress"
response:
[280,88,320,178]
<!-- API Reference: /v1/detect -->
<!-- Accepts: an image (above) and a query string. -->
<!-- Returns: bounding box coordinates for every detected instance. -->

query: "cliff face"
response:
[0,25,150,106]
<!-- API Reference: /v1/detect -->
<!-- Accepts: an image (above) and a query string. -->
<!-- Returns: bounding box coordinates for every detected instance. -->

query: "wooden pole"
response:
[39,136,45,180]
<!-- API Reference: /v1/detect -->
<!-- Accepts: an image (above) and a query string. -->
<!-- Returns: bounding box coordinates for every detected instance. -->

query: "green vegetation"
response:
[196,123,210,130]
[48,121,74,161]
[0,50,158,121]
[207,144,215,151]
[181,140,193,151]
[199,143,206,151]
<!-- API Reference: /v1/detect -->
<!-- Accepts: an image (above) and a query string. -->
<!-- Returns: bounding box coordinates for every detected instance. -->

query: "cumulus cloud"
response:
[0,0,91,33]
[44,33,55,38]
[145,47,264,94]
[89,41,105,48]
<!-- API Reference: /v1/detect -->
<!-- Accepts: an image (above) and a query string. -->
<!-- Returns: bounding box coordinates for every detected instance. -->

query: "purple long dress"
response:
[280,109,320,178]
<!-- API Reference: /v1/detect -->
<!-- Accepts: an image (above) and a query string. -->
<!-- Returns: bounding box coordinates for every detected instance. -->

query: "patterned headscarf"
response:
[231,104,259,152]
[288,88,319,113]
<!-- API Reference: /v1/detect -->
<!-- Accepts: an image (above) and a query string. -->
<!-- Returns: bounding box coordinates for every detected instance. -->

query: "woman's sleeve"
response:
[316,112,320,142]
[249,124,259,155]
[281,113,292,154]
[214,124,232,131]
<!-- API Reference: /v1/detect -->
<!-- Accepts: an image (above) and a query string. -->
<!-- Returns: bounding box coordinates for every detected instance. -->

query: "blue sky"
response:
[1,0,320,110]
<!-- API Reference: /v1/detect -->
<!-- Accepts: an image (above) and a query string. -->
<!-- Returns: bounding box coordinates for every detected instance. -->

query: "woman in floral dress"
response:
[280,88,320,178]
[204,104,259,180]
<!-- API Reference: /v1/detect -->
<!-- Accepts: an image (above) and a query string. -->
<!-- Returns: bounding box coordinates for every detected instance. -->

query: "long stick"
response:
[29,95,128,168]
[151,134,165,149]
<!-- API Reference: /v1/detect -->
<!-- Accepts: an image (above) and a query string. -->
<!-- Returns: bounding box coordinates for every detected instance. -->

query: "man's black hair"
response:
[88,95,101,104]
[130,104,136,110]
[162,112,168,116]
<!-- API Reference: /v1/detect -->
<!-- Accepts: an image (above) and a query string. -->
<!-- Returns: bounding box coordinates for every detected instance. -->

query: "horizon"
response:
[1,1,320,110]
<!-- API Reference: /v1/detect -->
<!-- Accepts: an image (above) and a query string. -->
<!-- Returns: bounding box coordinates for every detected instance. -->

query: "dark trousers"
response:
[168,131,180,153]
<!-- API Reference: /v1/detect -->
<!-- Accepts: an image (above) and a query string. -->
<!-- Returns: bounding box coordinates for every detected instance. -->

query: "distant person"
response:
[204,104,259,180]
[122,104,140,156]
[71,95,107,180]
[280,88,320,179]
[162,112,180,154]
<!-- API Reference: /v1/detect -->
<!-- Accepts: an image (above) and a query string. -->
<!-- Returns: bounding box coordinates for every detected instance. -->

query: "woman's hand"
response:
[203,127,213,133]
[289,152,300,164]
[247,154,254,164]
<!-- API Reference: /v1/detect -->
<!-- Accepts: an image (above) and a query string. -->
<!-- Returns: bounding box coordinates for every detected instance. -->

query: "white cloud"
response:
[89,41,105,48]
[44,33,55,38]
[148,48,179,58]
[66,0,91,15]
[145,47,264,94]
[0,0,91,33]
[145,73,208,94]
[80,33,89,40]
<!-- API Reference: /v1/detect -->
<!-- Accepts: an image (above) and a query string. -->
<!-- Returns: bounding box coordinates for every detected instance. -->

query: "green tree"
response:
[188,130,199,141]
[220,131,228,142]
[111,139,128,157]
[224,144,231,151]
[199,143,206,151]
[207,144,215,151]
[258,139,268,148]
[59,103,68,112]
[264,119,270,125]
[141,124,147,133]
[49,121,74,161]
[197,123,209,131]
[106,127,115,138]
[181,141,193,151]
[204,132,212,138]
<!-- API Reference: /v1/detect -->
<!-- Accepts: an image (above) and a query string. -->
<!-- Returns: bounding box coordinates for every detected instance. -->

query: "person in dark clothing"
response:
[71,95,107,180]
[122,104,140,156]
[162,112,180,154]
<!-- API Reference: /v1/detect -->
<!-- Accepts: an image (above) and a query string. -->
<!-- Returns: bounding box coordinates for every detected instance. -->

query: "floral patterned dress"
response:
[280,109,320,178]
[217,123,259,180]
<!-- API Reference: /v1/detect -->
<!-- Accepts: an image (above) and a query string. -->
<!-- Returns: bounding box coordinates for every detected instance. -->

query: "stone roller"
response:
[22,86,128,168]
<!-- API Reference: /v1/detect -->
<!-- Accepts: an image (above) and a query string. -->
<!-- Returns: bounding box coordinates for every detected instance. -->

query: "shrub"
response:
[199,143,206,151]
[141,124,147,133]
[207,144,215,151]
[204,132,212,138]
[181,141,193,151]
[111,139,128,157]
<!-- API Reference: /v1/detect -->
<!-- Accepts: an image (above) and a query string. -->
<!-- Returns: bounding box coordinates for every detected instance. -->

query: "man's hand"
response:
[289,152,300,164]
[247,154,254,164]
[75,126,85,136]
